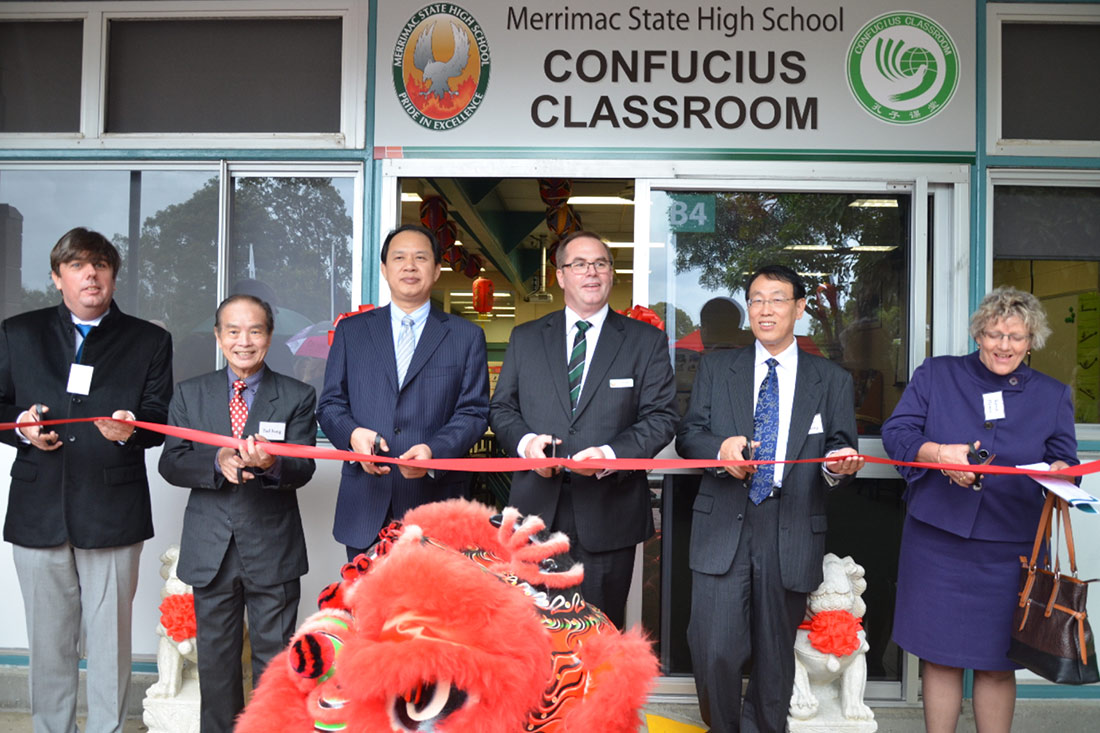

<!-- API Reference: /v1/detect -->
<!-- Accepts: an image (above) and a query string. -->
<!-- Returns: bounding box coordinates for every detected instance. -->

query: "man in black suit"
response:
[677,265,864,732]
[317,225,489,559]
[490,230,678,629]
[159,294,316,733]
[0,227,173,733]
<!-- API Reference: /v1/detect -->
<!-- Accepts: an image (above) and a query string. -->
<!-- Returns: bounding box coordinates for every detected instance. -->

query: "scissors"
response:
[967,441,996,492]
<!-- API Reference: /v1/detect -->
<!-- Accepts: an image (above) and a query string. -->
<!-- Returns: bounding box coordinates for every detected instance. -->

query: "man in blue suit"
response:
[318,225,490,559]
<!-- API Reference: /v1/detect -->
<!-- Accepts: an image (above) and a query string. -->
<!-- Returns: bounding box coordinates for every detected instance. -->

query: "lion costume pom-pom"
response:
[237,499,658,733]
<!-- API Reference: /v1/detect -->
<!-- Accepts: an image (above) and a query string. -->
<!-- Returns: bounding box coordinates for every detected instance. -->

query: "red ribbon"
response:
[4,416,1098,477]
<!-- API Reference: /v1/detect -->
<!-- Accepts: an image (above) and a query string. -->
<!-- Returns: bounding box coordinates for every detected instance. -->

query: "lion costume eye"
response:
[391,679,470,731]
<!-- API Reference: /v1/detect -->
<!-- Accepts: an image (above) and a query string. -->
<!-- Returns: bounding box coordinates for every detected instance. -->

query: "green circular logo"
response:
[847,12,959,125]
[393,5,490,130]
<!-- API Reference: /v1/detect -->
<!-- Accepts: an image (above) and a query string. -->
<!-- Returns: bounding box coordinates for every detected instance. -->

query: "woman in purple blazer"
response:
[882,286,1077,733]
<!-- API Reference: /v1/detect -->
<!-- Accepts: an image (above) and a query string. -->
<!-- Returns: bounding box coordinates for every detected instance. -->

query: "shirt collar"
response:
[755,338,798,370]
[391,300,431,328]
[70,312,107,327]
[227,366,265,390]
[565,304,609,332]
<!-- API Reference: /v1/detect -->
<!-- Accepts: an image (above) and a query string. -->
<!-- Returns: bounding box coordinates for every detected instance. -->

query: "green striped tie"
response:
[568,321,591,412]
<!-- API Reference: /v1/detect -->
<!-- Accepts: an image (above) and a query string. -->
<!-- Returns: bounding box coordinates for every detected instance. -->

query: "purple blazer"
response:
[882,351,1077,542]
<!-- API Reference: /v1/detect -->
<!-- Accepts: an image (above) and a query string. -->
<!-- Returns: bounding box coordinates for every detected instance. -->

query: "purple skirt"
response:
[893,514,1032,671]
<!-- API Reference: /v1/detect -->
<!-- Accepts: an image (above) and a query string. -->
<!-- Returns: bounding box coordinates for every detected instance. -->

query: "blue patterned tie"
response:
[74,323,94,363]
[750,358,780,505]
[395,315,415,387]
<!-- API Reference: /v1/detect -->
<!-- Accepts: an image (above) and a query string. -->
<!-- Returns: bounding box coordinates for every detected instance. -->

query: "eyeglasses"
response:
[981,330,1028,344]
[747,296,798,309]
[561,259,612,274]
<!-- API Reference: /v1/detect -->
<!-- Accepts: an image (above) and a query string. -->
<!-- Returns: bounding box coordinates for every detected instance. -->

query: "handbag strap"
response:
[1027,492,1057,570]
[1057,495,1078,575]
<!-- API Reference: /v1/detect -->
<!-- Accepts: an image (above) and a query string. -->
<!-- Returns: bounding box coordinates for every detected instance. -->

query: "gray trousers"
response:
[13,541,143,733]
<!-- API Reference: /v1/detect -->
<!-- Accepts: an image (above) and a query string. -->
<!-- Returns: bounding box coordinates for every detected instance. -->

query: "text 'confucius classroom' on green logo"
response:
[846,11,959,125]
[393,5,491,130]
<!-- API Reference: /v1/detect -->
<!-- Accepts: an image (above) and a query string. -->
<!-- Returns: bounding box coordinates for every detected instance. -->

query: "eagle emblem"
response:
[413,21,469,101]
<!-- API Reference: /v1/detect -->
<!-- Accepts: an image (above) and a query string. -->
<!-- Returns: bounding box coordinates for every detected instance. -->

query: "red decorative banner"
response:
[4,416,1099,478]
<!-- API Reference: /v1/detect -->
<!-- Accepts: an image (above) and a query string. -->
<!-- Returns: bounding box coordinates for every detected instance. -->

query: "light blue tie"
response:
[750,358,780,505]
[395,315,415,387]
[75,323,94,363]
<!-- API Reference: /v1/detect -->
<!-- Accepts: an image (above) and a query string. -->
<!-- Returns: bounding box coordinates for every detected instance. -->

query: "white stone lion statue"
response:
[145,545,199,700]
[789,553,876,732]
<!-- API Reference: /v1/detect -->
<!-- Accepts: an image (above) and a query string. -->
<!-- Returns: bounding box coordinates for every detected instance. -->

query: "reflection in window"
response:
[649,191,910,435]
[227,177,354,395]
[0,169,218,383]
[993,185,1100,424]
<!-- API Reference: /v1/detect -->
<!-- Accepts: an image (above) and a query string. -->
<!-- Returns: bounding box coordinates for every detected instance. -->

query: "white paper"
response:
[609,378,633,388]
[983,391,1005,421]
[258,421,286,441]
[808,413,824,435]
[66,363,93,395]
[1019,462,1099,513]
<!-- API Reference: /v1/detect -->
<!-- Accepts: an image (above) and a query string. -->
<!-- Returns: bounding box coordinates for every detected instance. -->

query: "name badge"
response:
[609,378,634,389]
[67,363,93,395]
[983,391,1005,421]
[258,421,286,441]
[808,413,824,435]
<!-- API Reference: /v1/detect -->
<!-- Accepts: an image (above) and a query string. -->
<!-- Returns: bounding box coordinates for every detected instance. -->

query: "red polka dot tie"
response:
[230,379,248,439]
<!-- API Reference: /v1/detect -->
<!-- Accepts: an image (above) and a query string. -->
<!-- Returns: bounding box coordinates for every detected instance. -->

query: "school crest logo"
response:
[847,11,959,125]
[393,5,490,130]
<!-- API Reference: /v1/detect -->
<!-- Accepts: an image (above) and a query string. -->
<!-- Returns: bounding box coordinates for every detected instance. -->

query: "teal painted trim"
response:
[0,655,155,674]
[972,2,989,310]
[986,156,1100,170]
[364,159,381,303]
[388,147,975,163]
[1079,440,1100,452]
[0,148,366,162]
[963,668,974,699]
[1018,684,1100,699]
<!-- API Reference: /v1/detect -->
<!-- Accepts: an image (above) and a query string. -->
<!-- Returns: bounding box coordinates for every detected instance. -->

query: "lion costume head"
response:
[236,499,658,732]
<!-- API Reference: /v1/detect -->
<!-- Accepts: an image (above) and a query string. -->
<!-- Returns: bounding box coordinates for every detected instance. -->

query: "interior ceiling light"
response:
[566,196,635,205]
[784,244,834,251]
[848,199,898,208]
[401,192,423,202]
[850,245,899,252]
[606,241,665,248]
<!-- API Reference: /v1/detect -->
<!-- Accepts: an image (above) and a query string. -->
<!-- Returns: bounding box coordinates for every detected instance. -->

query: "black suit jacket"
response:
[158,366,317,587]
[0,302,173,549]
[490,309,678,553]
[316,305,489,548]
[677,345,857,592]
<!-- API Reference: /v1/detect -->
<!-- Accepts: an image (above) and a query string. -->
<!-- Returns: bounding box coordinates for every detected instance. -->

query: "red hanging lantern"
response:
[538,178,573,206]
[419,196,448,232]
[436,220,457,251]
[472,276,494,314]
[464,253,483,279]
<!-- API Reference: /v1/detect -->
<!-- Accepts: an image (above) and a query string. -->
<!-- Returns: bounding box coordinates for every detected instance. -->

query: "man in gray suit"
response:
[677,265,864,733]
[490,230,678,629]
[159,294,317,733]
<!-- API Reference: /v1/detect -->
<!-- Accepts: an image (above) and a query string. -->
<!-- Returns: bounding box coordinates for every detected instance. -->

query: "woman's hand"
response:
[931,441,978,488]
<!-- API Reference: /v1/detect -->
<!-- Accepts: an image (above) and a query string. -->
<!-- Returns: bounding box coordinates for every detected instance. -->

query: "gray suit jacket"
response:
[676,345,857,592]
[158,366,317,588]
[490,309,678,553]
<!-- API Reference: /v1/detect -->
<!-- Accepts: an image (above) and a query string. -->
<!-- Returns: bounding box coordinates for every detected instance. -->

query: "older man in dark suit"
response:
[0,227,172,733]
[317,225,489,559]
[677,264,864,733]
[490,230,678,629]
[159,294,316,733]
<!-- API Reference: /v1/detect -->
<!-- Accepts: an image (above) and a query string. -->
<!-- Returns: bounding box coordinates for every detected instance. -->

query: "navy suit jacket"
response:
[489,309,678,553]
[677,345,857,593]
[158,366,317,587]
[317,305,489,548]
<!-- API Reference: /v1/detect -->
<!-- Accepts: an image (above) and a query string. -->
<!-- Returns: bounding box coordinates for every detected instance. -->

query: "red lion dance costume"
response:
[236,499,658,732]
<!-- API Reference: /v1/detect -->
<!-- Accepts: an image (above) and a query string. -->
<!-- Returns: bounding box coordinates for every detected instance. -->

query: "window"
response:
[0,20,82,132]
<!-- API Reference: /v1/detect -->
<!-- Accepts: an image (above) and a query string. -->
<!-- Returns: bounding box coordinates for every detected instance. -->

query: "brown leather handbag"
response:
[1007,492,1099,684]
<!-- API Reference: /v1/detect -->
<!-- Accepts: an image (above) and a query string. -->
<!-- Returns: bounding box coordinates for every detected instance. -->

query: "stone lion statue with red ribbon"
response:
[235,499,658,733]
[790,553,876,731]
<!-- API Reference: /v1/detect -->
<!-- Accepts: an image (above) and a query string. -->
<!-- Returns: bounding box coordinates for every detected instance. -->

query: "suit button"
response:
[68,435,76,443]
[72,397,82,404]
[394,428,401,435]
[568,428,576,435]
[737,514,743,521]
[984,421,993,429]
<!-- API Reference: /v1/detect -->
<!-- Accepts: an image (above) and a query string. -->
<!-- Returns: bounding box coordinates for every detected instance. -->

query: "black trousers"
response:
[688,497,807,733]
[193,537,301,733]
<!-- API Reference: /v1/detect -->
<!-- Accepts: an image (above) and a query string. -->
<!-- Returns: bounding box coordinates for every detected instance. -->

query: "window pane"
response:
[648,190,910,436]
[993,185,1100,424]
[1001,23,1100,141]
[106,19,341,133]
[0,169,220,381]
[0,21,82,132]
[228,176,354,394]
